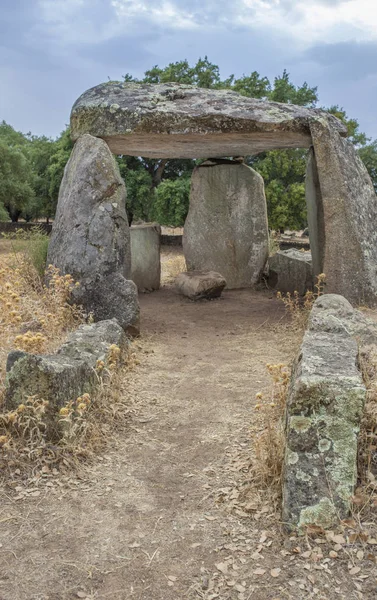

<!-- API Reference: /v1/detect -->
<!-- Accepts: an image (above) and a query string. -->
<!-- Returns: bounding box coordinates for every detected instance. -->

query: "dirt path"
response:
[1,287,375,599]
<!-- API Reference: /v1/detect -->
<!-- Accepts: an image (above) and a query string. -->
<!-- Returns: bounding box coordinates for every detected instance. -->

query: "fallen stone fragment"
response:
[282,295,367,530]
[175,271,226,300]
[268,249,313,296]
[5,320,127,435]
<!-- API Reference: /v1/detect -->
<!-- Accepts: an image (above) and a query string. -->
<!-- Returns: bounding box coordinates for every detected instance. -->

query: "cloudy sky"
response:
[1,0,377,139]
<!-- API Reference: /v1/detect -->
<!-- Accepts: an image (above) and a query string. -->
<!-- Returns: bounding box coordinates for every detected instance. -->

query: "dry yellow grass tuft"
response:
[277,273,326,329]
[161,249,187,285]
[0,239,138,479]
[252,363,290,492]
[0,249,85,401]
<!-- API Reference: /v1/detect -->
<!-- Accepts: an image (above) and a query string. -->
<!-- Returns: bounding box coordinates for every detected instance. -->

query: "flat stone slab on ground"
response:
[5,319,127,435]
[175,271,226,300]
[268,248,313,296]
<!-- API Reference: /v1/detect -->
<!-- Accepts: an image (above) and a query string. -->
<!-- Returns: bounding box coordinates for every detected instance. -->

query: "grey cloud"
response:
[305,42,377,79]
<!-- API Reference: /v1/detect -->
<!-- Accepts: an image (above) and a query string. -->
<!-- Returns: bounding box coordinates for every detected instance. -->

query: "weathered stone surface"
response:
[175,271,226,300]
[183,162,269,289]
[47,133,139,332]
[309,294,377,346]
[70,83,346,158]
[268,249,313,296]
[305,148,325,279]
[282,296,367,530]
[5,320,127,436]
[309,122,377,305]
[131,223,161,292]
[77,273,140,336]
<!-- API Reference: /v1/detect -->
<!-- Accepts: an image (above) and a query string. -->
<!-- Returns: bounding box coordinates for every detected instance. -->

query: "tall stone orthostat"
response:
[308,122,377,304]
[282,295,369,531]
[183,161,269,289]
[47,133,139,334]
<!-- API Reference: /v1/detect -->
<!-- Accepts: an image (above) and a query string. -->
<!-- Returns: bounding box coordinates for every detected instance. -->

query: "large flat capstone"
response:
[70,83,346,158]
[183,161,269,288]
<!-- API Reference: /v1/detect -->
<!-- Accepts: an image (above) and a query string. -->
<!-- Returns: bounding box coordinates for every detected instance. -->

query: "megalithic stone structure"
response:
[47,133,140,335]
[183,161,269,288]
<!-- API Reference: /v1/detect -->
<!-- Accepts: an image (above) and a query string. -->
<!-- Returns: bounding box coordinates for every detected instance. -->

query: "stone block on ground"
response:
[282,295,367,530]
[183,161,269,289]
[5,319,127,436]
[268,249,313,296]
[131,223,161,292]
[175,271,226,300]
[47,133,139,333]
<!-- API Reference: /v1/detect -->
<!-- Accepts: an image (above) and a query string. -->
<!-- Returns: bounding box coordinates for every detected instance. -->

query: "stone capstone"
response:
[183,162,269,289]
[46,133,140,334]
[308,122,377,305]
[70,82,346,158]
[175,271,226,300]
[268,249,313,296]
[130,223,161,292]
[5,320,127,437]
[282,295,368,531]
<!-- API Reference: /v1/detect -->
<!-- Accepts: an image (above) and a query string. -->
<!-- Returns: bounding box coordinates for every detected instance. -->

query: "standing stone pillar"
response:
[130,223,161,292]
[47,133,139,335]
[183,161,269,289]
[307,122,377,305]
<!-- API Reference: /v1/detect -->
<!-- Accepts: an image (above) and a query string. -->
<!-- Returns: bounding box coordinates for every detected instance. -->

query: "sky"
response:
[1,0,377,139]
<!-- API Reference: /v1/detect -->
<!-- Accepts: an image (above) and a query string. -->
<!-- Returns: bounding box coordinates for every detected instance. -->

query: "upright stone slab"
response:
[282,295,367,531]
[183,161,269,289]
[308,122,377,304]
[130,223,161,292]
[47,134,139,334]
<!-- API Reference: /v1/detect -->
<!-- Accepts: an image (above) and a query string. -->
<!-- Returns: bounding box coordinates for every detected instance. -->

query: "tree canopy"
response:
[1,57,376,229]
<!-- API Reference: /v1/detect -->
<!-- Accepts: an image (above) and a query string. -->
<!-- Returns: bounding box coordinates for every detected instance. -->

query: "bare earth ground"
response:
[0,249,376,600]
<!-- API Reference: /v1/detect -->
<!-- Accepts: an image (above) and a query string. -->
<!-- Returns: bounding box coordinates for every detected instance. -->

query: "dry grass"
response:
[251,363,290,493]
[0,238,139,481]
[0,251,84,402]
[0,345,140,481]
[277,273,326,330]
[356,347,377,519]
[160,247,187,285]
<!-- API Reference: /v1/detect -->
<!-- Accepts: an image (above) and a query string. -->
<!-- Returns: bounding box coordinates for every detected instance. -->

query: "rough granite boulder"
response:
[131,223,161,292]
[268,249,313,296]
[183,161,269,289]
[175,271,226,300]
[308,122,377,304]
[282,295,371,531]
[70,82,346,158]
[47,133,139,333]
[5,319,127,436]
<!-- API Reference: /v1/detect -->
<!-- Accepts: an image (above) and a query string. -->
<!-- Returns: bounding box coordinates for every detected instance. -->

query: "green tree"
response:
[359,141,377,193]
[45,127,73,220]
[0,142,35,221]
[153,178,191,226]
